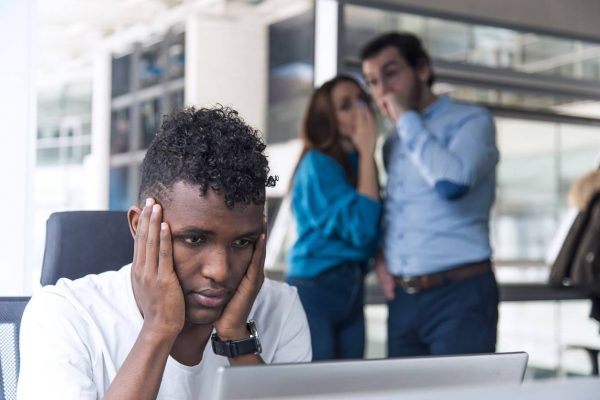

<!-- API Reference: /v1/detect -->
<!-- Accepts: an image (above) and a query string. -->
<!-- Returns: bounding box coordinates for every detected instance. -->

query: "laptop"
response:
[210,351,528,400]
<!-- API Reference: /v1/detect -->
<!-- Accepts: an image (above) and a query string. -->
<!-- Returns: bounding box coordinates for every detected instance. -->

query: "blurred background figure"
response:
[550,167,600,327]
[361,32,500,357]
[286,75,382,360]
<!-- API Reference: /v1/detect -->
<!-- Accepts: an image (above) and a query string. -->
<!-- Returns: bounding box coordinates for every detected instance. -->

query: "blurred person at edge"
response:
[361,32,500,357]
[286,75,382,360]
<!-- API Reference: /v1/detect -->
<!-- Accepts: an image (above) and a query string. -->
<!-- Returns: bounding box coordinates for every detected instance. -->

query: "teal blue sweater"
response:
[287,150,382,279]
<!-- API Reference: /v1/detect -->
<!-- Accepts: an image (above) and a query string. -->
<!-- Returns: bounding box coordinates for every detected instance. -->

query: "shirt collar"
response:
[422,95,450,118]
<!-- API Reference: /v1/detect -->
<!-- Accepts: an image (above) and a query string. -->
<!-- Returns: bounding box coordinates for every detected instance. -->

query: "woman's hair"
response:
[297,75,372,185]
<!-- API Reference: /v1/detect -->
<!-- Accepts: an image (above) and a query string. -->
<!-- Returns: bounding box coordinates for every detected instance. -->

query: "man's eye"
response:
[232,239,253,248]
[366,79,377,87]
[184,236,205,245]
[384,69,399,79]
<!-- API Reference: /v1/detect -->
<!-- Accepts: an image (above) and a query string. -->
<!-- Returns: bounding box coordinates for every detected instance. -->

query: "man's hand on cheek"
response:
[214,224,266,341]
[131,198,185,339]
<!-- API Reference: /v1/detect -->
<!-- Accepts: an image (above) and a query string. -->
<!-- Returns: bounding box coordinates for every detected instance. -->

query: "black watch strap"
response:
[211,320,262,358]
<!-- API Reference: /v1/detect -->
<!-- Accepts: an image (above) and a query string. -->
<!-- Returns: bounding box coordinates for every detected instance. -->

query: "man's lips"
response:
[188,289,228,308]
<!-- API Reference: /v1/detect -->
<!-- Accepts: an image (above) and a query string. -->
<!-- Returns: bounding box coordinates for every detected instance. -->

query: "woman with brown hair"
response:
[286,75,382,360]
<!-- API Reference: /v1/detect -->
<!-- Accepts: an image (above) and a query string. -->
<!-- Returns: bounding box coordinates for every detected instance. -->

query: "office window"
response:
[110,108,131,155]
[140,98,162,149]
[267,10,315,144]
[109,166,131,211]
[108,27,185,210]
[343,4,600,82]
[36,81,92,166]
[493,118,600,261]
[112,54,132,98]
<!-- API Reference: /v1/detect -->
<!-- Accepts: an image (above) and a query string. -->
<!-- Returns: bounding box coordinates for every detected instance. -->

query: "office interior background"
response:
[2,0,600,378]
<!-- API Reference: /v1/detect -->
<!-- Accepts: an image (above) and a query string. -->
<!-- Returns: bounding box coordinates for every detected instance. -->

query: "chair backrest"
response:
[0,297,30,400]
[40,211,134,286]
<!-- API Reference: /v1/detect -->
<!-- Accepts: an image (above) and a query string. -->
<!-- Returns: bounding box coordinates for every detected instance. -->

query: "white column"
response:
[314,0,339,87]
[0,0,36,295]
[185,13,268,132]
[86,48,112,210]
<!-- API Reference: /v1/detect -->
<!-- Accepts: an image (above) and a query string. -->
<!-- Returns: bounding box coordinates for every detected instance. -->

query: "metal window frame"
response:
[340,0,600,45]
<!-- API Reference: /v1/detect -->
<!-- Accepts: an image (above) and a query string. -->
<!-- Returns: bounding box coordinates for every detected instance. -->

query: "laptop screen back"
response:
[211,351,528,400]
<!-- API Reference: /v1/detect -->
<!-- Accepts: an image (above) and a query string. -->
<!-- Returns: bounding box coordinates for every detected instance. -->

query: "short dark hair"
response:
[360,32,435,87]
[139,105,277,209]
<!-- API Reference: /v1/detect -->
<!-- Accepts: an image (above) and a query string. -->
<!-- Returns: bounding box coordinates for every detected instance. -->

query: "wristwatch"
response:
[211,320,262,358]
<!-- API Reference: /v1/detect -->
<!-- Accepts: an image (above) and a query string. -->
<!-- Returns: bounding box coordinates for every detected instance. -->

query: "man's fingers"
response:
[246,233,266,283]
[378,272,395,301]
[382,99,394,120]
[382,267,396,301]
[384,283,395,301]
[382,93,402,121]
[145,203,162,276]
[157,222,174,277]
[134,198,154,271]
[131,206,141,269]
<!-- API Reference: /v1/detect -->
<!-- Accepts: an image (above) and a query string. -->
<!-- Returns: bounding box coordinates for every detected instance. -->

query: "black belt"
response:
[394,260,492,294]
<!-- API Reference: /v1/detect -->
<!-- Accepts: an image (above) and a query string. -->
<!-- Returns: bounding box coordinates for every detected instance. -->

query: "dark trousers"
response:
[388,270,499,357]
[287,263,365,361]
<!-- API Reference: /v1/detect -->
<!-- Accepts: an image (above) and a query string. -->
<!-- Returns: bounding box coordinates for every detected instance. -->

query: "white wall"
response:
[185,13,268,132]
[0,0,36,295]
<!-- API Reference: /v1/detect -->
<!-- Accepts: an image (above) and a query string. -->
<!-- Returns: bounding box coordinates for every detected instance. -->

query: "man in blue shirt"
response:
[361,32,500,356]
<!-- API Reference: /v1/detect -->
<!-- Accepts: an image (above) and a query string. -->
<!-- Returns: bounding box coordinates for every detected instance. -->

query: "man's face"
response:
[162,181,264,326]
[362,46,426,114]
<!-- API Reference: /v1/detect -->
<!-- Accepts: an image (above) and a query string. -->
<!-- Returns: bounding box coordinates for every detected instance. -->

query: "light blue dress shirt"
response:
[382,95,499,276]
[288,150,382,279]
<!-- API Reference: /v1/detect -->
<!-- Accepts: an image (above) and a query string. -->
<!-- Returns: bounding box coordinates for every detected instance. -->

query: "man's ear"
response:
[416,62,432,85]
[127,205,142,240]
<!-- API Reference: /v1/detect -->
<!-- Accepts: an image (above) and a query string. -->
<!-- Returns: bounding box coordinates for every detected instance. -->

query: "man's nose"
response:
[202,247,231,284]
[371,79,390,99]
[381,77,394,96]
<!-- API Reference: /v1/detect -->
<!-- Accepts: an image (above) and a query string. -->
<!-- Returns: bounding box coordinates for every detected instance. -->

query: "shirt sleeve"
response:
[271,287,312,363]
[17,291,98,400]
[294,152,382,248]
[396,108,499,200]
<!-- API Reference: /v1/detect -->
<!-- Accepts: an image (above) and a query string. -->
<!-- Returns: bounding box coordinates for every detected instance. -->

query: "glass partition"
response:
[343,4,600,82]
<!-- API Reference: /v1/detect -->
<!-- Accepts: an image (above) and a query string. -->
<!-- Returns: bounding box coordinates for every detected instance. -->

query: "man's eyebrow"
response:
[364,60,401,80]
[236,228,263,238]
[171,226,263,238]
[381,60,401,71]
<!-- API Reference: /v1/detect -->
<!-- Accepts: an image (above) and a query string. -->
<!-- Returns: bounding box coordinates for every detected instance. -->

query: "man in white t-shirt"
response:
[18,106,312,399]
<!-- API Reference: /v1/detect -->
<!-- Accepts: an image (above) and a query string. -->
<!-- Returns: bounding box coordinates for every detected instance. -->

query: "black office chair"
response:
[0,297,30,400]
[40,211,134,286]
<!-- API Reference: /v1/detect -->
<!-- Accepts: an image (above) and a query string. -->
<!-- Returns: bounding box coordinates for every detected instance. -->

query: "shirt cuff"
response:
[395,111,424,152]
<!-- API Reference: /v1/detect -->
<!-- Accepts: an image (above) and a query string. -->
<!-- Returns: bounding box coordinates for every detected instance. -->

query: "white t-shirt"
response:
[18,264,312,399]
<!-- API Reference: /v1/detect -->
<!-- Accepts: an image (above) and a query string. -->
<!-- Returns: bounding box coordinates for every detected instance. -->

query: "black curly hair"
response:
[139,105,277,209]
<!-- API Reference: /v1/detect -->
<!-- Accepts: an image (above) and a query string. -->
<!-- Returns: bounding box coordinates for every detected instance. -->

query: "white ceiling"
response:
[36,0,299,85]
[38,0,187,83]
